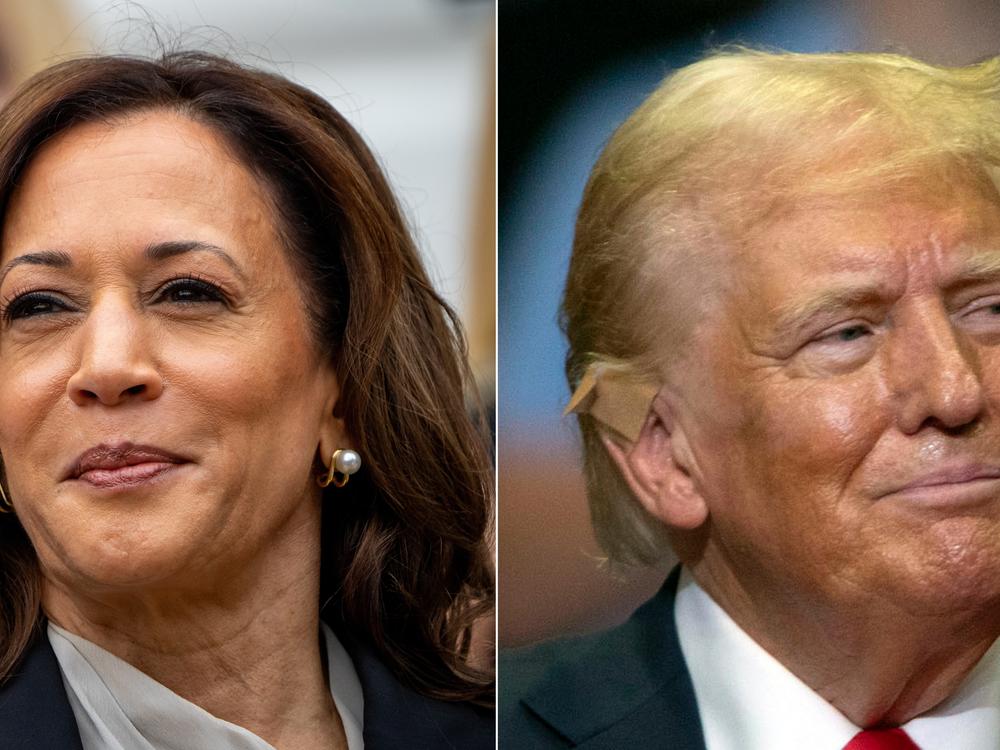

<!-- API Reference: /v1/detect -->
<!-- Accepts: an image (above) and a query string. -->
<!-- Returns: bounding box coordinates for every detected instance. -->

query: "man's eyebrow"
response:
[948,251,1000,284]
[769,279,890,339]
[145,240,247,281]
[0,250,72,288]
[768,251,1000,338]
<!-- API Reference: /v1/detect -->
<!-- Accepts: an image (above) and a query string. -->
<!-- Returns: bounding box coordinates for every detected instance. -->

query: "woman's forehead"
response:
[12,110,257,206]
[1,110,281,268]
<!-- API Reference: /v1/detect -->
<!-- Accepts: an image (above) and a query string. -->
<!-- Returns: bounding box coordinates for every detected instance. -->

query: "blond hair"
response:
[562,48,1000,565]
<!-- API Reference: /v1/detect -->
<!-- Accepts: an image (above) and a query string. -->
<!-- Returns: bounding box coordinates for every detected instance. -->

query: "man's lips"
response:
[65,443,189,485]
[877,464,1000,501]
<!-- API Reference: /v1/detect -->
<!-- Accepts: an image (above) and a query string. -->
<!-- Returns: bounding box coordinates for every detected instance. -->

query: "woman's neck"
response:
[41,500,346,750]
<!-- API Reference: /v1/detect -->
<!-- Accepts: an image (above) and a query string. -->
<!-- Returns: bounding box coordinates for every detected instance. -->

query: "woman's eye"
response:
[156,278,226,305]
[2,292,69,322]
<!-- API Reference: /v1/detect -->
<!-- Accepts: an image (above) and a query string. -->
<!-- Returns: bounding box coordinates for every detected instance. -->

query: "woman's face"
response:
[0,110,342,596]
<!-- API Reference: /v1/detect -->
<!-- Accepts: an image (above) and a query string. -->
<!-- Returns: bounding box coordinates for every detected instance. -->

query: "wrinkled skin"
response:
[617,177,1000,725]
[692,184,1000,619]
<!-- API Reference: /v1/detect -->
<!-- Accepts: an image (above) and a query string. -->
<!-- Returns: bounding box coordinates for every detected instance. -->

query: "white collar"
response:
[48,621,364,750]
[674,568,1000,750]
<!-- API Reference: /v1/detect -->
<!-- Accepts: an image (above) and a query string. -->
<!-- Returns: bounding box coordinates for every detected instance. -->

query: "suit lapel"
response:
[0,619,493,750]
[521,567,706,749]
[0,627,84,750]
[338,629,494,750]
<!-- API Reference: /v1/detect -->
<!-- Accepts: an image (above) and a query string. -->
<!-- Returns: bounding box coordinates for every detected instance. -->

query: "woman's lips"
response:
[66,442,189,488]
[76,462,182,488]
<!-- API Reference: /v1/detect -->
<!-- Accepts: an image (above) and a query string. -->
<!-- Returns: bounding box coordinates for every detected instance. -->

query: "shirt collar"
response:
[49,620,364,750]
[674,568,1000,750]
[321,620,365,748]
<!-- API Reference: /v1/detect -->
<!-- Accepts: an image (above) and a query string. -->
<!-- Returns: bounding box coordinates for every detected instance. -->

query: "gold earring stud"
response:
[0,482,12,513]
[317,449,362,489]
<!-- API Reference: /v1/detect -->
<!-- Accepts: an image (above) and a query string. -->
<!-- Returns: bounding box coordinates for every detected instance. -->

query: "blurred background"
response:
[499,0,1000,646]
[0,0,495,389]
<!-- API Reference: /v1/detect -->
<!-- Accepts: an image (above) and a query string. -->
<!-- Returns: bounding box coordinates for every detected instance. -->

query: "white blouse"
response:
[48,621,364,750]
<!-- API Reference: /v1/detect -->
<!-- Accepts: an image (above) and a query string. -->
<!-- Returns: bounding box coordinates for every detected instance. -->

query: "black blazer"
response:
[500,567,706,749]
[0,626,493,750]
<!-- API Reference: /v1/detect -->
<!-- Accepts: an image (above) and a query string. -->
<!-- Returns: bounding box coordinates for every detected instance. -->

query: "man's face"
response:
[679,178,1000,616]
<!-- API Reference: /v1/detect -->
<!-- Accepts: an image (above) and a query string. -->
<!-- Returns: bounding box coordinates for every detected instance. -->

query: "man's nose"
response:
[889,302,984,435]
[65,294,164,407]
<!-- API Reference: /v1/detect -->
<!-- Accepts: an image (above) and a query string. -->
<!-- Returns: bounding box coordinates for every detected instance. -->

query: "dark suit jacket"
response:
[0,625,493,750]
[500,567,706,749]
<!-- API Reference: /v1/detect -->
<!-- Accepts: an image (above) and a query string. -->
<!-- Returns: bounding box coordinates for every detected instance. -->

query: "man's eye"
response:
[835,325,869,341]
[2,292,69,322]
[820,324,872,344]
[155,278,226,305]
[958,299,1000,331]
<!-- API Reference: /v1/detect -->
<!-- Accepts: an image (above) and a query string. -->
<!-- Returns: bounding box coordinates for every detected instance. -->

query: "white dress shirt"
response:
[48,621,364,750]
[674,569,1000,750]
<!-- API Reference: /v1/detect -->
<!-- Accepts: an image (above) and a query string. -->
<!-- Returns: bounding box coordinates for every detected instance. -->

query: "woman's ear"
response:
[601,394,708,530]
[317,370,352,463]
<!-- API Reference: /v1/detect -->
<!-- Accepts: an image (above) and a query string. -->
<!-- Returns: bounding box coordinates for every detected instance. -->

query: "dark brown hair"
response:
[0,52,494,705]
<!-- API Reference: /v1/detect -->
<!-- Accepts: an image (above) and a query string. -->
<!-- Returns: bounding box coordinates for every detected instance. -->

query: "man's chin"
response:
[867,550,1000,619]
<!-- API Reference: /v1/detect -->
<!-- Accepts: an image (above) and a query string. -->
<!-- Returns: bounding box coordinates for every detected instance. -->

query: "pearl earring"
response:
[317,449,362,488]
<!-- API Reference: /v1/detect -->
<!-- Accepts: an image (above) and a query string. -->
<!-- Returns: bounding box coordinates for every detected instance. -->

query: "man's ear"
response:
[601,394,708,530]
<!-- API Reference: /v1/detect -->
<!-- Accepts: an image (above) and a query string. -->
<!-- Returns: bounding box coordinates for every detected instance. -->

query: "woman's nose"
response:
[889,303,985,435]
[65,296,164,407]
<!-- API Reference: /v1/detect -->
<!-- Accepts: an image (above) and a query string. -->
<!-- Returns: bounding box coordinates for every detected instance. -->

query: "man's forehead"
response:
[732,185,1000,266]
[635,174,1000,362]
[696,186,1000,345]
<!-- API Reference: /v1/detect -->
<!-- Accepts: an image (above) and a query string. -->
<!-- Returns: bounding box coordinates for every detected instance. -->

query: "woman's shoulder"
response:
[338,629,494,750]
[0,630,84,750]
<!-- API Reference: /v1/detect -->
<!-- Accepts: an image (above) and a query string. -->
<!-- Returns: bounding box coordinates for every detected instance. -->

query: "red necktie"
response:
[843,728,921,749]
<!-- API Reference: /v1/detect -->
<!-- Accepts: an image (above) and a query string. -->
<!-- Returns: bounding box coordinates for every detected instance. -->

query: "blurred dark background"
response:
[500,0,765,202]
[498,0,1000,647]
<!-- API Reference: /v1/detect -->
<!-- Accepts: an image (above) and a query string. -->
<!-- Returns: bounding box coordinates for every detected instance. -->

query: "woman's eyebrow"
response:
[0,250,72,287]
[145,240,248,282]
[0,242,248,289]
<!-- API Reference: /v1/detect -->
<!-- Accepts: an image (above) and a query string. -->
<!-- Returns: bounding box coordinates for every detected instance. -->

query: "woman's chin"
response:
[40,519,219,595]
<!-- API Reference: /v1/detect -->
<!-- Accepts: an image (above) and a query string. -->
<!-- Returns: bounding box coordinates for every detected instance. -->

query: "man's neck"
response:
[692,558,1000,727]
